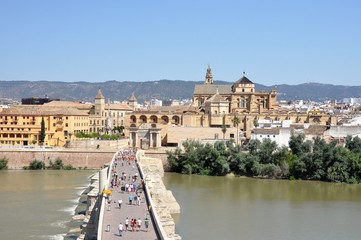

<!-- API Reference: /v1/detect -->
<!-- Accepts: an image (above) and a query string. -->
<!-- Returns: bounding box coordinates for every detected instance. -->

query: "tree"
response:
[232,115,241,145]
[221,116,227,139]
[345,136,361,154]
[0,157,8,170]
[257,139,278,164]
[253,118,259,128]
[39,116,46,144]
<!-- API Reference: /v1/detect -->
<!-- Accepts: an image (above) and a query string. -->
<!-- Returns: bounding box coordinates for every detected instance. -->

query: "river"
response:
[163,173,361,240]
[0,170,94,240]
[1,170,360,240]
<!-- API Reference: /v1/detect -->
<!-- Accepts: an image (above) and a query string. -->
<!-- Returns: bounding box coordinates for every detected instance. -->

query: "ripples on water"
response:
[0,170,94,240]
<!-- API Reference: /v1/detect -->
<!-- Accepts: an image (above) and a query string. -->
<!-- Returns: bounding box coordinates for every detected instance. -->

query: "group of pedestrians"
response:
[107,148,153,238]
[118,216,149,236]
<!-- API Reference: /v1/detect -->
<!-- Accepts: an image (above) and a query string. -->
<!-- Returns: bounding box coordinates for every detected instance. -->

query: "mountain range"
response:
[0,80,360,103]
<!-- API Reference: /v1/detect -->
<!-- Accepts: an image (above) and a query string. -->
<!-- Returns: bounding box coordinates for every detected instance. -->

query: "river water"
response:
[163,173,361,240]
[0,170,94,240]
[1,171,360,240]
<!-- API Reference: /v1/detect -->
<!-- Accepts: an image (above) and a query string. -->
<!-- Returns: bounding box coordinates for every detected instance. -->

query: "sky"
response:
[0,0,360,86]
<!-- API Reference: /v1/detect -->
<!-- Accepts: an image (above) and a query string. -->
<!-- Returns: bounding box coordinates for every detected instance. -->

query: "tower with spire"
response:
[94,88,105,117]
[204,64,214,85]
[128,92,138,111]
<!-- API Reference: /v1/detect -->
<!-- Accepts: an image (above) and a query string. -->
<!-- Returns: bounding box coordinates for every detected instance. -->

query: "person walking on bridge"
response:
[125,217,129,231]
[118,222,124,237]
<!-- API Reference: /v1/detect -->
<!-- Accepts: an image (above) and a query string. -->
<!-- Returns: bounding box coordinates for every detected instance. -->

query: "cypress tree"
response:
[39,116,46,144]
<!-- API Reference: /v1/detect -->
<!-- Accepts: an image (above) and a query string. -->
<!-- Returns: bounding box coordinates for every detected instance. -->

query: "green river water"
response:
[0,170,94,240]
[0,171,361,240]
[163,173,361,240]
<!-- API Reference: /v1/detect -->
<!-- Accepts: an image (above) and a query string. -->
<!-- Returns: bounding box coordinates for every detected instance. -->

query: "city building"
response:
[125,66,337,147]
[0,106,88,146]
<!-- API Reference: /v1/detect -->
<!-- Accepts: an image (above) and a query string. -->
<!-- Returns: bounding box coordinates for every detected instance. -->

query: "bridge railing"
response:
[96,151,117,240]
[136,149,168,240]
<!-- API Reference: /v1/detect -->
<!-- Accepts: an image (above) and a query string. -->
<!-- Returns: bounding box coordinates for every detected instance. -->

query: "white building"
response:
[251,128,291,147]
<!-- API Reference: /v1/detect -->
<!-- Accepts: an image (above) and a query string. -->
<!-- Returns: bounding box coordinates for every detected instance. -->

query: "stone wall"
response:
[0,149,115,169]
[167,125,237,144]
[138,152,181,240]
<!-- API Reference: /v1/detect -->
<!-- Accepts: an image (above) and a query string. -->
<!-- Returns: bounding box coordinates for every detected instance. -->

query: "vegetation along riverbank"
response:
[167,135,361,184]
[0,157,81,170]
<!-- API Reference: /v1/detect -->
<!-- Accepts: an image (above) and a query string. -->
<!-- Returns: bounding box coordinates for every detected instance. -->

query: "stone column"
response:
[149,131,153,148]
[99,167,108,194]
[156,131,161,148]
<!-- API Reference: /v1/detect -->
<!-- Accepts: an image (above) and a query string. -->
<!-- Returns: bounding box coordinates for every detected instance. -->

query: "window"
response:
[241,98,245,108]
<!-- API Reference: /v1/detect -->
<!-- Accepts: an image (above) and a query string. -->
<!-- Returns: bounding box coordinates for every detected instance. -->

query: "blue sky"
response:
[0,0,360,86]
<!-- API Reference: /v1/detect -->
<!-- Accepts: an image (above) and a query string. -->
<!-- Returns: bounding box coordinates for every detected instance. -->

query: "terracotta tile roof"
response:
[252,128,281,135]
[303,125,328,135]
[205,89,227,103]
[1,106,88,116]
[149,104,193,113]
[194,84,231,95]
[43,101,93,109]
[108,103,133,111]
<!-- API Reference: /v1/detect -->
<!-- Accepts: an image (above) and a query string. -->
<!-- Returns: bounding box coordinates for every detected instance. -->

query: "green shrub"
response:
[49,158,64,170]
[29,160,45,170]
[0,157,8,170]
[63,164,75,170]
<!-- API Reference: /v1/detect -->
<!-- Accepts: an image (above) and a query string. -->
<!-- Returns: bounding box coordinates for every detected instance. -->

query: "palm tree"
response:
[232,115,241,145]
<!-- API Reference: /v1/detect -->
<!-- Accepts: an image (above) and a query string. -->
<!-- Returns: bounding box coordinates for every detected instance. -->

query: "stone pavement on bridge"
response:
[101,149,158,240]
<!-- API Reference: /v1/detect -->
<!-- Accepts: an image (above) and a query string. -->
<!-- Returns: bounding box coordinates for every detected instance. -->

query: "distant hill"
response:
[0,80,360,103]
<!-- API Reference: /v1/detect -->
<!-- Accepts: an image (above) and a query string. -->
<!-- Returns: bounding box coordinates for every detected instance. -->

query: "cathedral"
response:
[194,65,278,118]
[125,66,337,147]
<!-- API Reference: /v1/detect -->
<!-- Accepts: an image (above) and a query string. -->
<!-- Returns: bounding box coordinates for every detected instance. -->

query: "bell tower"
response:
[204,64,214,85]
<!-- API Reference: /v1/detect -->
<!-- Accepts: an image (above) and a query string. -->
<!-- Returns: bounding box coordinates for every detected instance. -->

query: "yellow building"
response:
[43,89,133,134]
[0,106,89,147]
[88,89,134,133]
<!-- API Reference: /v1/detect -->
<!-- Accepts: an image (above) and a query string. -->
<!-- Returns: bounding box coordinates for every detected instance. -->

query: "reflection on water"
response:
[0,170,94,240]
[164,173,361,240]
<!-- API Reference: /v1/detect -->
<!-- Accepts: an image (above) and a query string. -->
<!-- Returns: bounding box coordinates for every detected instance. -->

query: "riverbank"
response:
[65,172,102,240]
[0,149,115,169]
